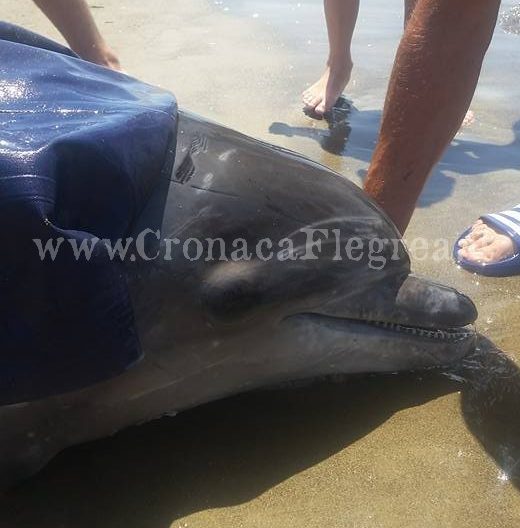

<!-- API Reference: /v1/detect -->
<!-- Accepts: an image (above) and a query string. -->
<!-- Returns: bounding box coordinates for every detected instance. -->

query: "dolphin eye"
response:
[203,277,263,323]
[202,261,266,323]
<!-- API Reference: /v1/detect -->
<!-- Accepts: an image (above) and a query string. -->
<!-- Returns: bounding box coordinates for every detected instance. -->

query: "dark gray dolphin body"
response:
[0,111,477,489]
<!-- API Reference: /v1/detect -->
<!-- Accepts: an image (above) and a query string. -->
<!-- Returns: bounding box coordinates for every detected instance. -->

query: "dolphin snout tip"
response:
[429,284,478,328]
[397,275,478,329]
[454,291,478,327]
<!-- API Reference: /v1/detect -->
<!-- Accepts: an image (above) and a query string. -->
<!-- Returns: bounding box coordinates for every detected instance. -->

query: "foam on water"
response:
[500,5,520,35]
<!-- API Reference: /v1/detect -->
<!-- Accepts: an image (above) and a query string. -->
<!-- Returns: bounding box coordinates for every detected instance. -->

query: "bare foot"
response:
[302,59,353,116]
[458,219,515,263]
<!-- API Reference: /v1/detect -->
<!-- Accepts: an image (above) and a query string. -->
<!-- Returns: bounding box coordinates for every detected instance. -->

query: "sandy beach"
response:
[1,1,520,527]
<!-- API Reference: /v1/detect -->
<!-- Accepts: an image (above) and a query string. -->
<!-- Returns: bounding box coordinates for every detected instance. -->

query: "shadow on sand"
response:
[270,102,520,208]
[1,337,519,528]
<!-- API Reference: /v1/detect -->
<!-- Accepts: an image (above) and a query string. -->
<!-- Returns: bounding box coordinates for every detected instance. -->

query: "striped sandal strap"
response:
[482,204,520,245]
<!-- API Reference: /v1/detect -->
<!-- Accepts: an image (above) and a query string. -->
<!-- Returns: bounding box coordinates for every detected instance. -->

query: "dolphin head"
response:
[0,111,477,490]
[128,111,477,396]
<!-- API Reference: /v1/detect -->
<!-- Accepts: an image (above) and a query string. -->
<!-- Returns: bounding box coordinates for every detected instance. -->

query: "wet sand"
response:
[1,0,520,527]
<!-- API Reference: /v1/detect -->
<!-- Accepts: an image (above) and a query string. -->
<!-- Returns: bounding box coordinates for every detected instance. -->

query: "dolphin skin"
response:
[0,22,477,489]
[0,109,477,489]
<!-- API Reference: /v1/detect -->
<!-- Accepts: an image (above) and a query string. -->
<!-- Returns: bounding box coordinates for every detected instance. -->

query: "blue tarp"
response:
[0,22,178,404]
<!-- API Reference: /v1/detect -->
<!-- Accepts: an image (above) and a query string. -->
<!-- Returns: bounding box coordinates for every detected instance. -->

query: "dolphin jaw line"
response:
[364,320,474,342]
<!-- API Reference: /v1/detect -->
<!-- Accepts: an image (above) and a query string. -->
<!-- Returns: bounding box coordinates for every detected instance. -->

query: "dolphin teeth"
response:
[363,320,472,342]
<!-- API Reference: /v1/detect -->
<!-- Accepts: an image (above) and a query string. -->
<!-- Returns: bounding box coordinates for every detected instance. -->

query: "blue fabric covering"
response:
[0,23,178,404]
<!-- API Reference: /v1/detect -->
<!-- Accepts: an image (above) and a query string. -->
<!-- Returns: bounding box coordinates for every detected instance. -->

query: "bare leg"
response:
[303,0,359,116]
[364,0,500,234]
[404,0,419,26]
[406,0,475,130]
[33,0,122,70]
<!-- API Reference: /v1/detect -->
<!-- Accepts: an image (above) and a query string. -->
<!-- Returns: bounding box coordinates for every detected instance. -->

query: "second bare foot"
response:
[458,219,515,263]
[302,60,353,117]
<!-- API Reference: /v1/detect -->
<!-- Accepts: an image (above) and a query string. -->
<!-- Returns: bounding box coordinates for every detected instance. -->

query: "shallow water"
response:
[1,0,520,527]
[501,4,520,35]
[167,1,520,526]
[212,0,520,351]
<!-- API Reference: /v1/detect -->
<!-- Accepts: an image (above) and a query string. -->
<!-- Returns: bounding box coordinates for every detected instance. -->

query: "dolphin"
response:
[0,20,477,489]
[0,109,477,489]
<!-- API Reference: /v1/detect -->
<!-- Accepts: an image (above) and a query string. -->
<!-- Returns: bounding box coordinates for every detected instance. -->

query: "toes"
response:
[469,235,494,251]
[459,219,485,246]
[307,95,323,111]
[316,94,336,115]
[467,251,490,263]
[458,247,474,261]
[464,225,488,244]
[472,222,487,232]
[302,87,314,100]
[470,223,488,235]
[458,220,489,250]
[459,246,491,263]
[458,220,516,265]
[302,69,332,112]
[315,101,327,115]
[462,231,482,246]
[303,95,315,108]
[303,91,319,106]
[458,247,483,262]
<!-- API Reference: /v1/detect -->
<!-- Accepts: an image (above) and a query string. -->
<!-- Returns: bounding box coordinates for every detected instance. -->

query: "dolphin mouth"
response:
[363,319,475,342]
[295,313,475,344]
